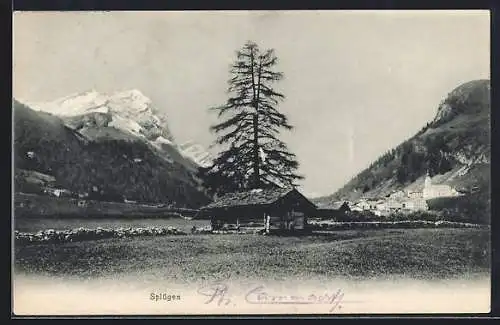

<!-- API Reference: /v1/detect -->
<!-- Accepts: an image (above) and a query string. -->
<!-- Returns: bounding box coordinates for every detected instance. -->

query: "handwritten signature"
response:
[197,283,235,307]
[197,282,344,312]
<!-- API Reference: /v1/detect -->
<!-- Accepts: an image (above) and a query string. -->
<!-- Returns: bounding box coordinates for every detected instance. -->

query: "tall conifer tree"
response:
[200,41,303,196]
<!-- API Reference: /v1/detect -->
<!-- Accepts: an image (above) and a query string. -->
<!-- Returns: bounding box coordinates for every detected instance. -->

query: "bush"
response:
[306,219,487,231]
[387,211,444,222]
[324,208,487,225]
[344,210,380,222]
[15,226,187,245]
[427,193,490,225]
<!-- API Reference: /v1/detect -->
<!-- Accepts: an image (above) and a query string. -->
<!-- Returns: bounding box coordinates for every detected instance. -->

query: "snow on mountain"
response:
[154,136,174,145]
[150,136,175,153]
[25,89,217,170]
[110,89,152,113]
[27,89,176,143]
[28,90,110,116]
[179,141,214,168]
[108,114,143,137]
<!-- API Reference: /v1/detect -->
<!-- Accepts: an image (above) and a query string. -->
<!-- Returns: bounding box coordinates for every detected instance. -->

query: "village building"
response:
[371,171,459,213]
[314,201,351,219]
[406,190,423,199]
[352,199,371,211]
[77,200,88,208]
[78,192,89,199]
[331,201,351,212]
[376,201,387,211]
[384,195,429,213]
[401,198,428,211]
[385,199,403,212]
[198,187,317,234]
[367,199,380,210]
[341,170,460,216]
[389,190,406,200]
[43,187,72,198]
[346,170,459,216]
[422,173,459,199]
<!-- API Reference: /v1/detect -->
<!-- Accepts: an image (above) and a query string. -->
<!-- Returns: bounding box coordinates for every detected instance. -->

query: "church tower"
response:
[424,170,432,188]
[423,170,432,199]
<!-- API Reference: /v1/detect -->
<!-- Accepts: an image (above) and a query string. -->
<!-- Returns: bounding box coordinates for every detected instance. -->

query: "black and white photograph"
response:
[12,10,491,315]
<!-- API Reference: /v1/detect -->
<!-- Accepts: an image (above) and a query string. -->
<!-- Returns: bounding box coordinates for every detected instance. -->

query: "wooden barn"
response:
[314,201,351,220]
[198,187,317,234]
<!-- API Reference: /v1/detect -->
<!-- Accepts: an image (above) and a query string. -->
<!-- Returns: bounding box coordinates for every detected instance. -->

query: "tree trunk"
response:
[253,113,260,188]
[252,58,263,189]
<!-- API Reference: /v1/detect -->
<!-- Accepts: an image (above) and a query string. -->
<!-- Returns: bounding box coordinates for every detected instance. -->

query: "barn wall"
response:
[209,206,268,229]
[267,195,312,231]
[207,190,316,233]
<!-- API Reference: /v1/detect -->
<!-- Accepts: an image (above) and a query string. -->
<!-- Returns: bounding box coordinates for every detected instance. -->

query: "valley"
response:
[13,79,491,224]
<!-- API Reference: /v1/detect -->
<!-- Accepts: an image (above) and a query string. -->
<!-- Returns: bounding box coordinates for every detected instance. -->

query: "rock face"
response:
[27,89,176,143]
[315,79,491,208]
[63,112,112,129]
[179,141,214,168]
[432,102,454,125]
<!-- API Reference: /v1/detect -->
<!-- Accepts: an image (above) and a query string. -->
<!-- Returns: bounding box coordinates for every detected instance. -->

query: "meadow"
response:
[14,226,490,284]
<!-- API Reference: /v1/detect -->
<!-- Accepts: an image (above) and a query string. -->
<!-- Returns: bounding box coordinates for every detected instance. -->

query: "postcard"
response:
[12,10,491,316]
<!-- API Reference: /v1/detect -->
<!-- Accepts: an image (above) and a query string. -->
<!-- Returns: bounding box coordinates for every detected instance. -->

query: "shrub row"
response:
[307,220,488,230]
[192,227,266,235]
[15,226,187,245]
[326,210,490,225]
[190,226,213,234]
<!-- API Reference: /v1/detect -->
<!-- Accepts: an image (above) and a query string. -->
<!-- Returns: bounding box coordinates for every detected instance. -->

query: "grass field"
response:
[14,228,490,284]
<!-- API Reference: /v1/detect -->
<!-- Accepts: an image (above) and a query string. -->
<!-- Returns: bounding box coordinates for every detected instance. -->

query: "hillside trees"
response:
[14,129,210,207]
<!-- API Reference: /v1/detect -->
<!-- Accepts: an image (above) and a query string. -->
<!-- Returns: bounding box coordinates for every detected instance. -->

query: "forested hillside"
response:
[13,100,210,208]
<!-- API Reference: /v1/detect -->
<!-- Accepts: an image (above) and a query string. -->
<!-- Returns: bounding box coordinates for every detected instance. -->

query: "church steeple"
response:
[424,170,432,188]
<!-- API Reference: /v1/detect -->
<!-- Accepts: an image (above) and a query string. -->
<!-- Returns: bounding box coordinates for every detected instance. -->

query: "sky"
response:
[13,10,490,198]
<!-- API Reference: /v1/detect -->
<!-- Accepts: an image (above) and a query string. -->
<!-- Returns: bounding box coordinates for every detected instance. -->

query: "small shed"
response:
[332,201,351,213]
[314,201,351,220]
[198,187,317,234]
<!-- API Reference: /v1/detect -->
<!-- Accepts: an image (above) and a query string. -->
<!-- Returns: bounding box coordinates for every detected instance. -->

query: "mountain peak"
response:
[111,89,151,103]
[115,88,146,97]
[432,79,490,126]
[54,89,100,103]
[26,89,176,143]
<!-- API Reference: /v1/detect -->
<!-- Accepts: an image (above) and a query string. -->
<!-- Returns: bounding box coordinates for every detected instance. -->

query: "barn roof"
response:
[330,201,350,210]
[200,187,303,210]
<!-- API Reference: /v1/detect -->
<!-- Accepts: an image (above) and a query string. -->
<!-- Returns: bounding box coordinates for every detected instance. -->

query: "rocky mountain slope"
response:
[178,141,214,168]
[27,89,175,141]
[25,89,213,172]
[315,79,490,208]
[13,99,210,208]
